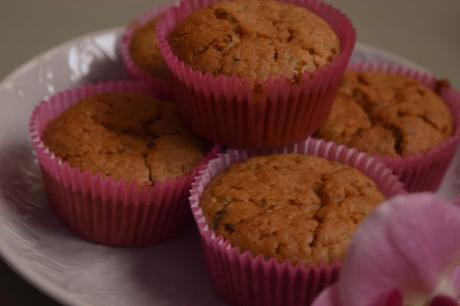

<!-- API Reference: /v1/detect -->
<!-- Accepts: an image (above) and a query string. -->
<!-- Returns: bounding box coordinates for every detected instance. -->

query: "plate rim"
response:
[0,27,426,306]
[0,27,124,306]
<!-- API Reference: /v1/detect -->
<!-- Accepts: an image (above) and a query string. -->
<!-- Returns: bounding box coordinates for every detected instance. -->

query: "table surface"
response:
[0,0,459,305]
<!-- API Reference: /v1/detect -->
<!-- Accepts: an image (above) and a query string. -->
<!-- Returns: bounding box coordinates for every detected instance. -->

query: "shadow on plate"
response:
[67,31,130,88]
[0,142,75,241]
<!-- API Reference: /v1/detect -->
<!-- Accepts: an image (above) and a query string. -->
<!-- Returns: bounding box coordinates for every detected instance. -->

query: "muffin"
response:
[317,70,453,158]
[190,139,405,306]
[121,7,171,81]
[201,154,384,264]
[169,0,340,82]
[129,18,169,79]
[30,81,217,246]
[43,93,205,185]
[156,0,356,148]
[316,66,460,192]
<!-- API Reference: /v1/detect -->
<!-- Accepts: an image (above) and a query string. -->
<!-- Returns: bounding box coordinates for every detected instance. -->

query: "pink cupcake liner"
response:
[190,138,407,306]
[348,62,460,192]
[156,0,356,148]
[29,80,220,247]
[120,4,172,82]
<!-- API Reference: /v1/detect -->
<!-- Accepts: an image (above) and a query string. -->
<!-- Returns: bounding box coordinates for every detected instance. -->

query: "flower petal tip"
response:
[313,284,342,306]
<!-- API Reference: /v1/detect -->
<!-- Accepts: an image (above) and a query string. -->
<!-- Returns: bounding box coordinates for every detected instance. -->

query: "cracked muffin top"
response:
[317,71,453,158]
[129,18,169,78]
[43,93,205,185]
[200,154,385,265]
[169,0,340,81]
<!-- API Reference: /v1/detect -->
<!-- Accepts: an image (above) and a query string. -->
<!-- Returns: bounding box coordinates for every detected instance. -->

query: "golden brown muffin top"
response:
[129,18,169,79]
[200,154,385,265]
[169,0,340,81]
[43,93,205,185]
[317,71,453,158]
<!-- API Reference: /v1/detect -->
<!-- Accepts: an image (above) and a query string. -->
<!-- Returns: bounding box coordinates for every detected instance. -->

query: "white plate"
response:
[0,27,459,306]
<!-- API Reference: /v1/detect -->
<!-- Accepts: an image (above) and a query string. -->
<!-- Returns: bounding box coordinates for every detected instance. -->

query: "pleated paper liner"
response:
[156,0,356,148]
[190,138,407,306]
[30,80,219,247]
[349,62,460,192]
